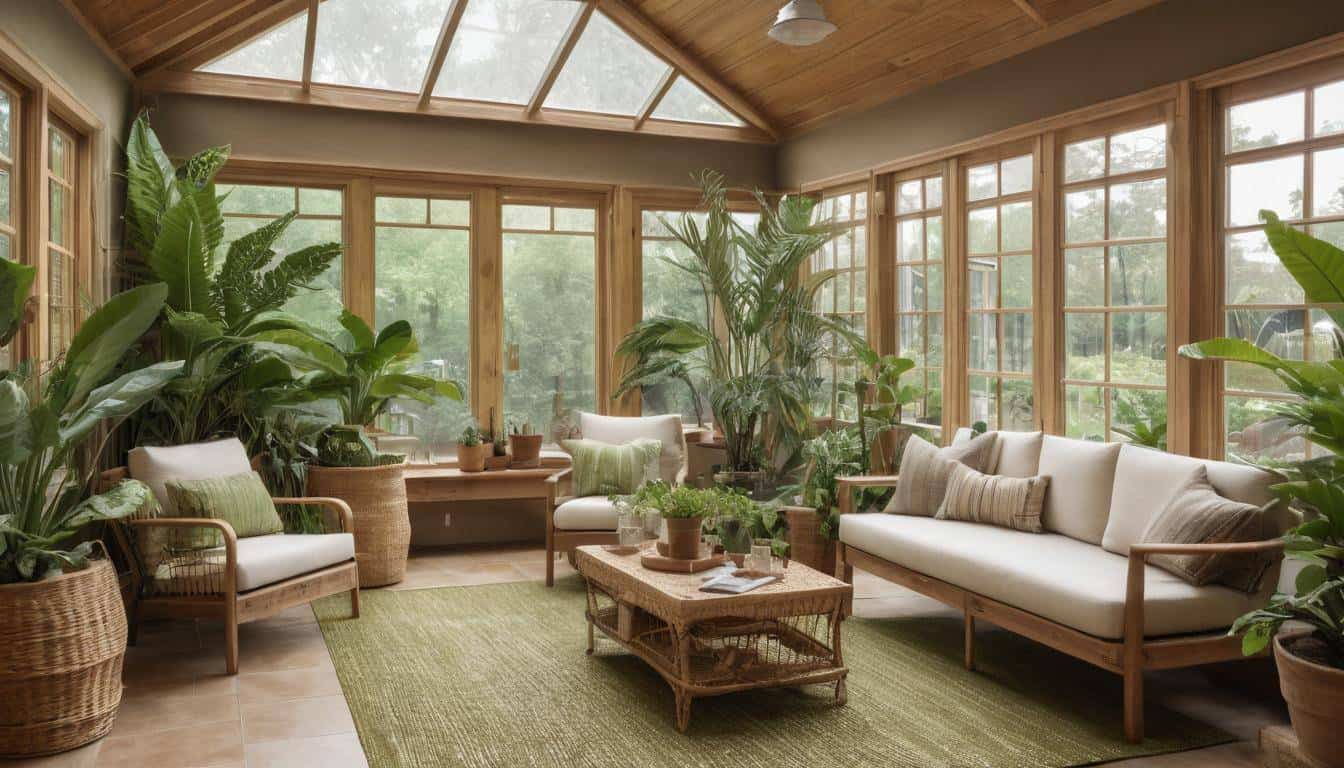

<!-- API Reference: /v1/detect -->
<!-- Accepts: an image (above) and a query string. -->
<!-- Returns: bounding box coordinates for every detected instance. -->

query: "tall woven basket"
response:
[785,507,837,578]
[0,557,127,757]
[306,463,410,587]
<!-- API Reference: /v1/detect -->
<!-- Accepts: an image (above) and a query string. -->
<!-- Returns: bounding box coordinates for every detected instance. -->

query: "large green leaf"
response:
[339,310,375,352]
[59,282,170,410]
[1178,338,1288,369]
[1262,210,1344,327]
[123,112,175,259]
[251,242,342,316]
[60,361,184,446]
[365,320,415,372]
[0,378,32,464]
[0,259,36,349]
[252,329,348,375]
[240,310,334,343]
[61,479,154,530]
[149,196,214,316]
[369,373,462,404]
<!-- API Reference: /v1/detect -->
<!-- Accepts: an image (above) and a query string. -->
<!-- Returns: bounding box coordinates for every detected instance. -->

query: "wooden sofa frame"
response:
[836,475,1285,743]
[101,467,360,675]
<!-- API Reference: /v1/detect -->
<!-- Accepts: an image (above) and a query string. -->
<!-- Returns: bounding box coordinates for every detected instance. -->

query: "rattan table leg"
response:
[586,615,595,656]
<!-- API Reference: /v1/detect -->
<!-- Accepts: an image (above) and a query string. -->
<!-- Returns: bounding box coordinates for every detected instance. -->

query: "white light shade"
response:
[768,0,837,47]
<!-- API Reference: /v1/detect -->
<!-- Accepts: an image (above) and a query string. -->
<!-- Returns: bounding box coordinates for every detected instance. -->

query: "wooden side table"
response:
[403,465,563,504]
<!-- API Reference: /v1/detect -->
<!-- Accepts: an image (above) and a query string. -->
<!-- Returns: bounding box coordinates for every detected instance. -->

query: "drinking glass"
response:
[749,539,773,572]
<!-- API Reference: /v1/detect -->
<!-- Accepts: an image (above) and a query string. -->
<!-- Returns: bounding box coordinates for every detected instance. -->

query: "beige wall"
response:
[778,0,1344,189]
[147,93,779,190]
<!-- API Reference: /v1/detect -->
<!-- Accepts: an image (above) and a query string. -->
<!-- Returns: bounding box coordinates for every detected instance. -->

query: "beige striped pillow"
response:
[883,432,997,517]
[935,462,1049,533]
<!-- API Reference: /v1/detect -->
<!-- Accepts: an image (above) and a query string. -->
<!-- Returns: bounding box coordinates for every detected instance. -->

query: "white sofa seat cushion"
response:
[233,533,355,592]
[838,514,1262,639]
[553,496,619,531]
[129,438,253,515]
[578,412,685,485]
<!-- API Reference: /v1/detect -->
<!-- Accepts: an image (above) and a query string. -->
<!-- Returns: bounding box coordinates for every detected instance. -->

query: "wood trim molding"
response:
[1193,31,1344,92]
[419,0,469,109]
[138,0,309,76]
[634,69,677,131]
[300,0,318,92]
[527,1,596,117]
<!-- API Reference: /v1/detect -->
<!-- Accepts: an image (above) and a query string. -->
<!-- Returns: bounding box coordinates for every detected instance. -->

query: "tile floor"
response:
[5,544,1287,768]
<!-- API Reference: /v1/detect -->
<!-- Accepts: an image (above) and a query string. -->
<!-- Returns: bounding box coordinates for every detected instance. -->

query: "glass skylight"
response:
[433,0,581,105]
[199,12,307,81]
[312,0,456,93]
[651,76,742,126]
[545,11,670,116]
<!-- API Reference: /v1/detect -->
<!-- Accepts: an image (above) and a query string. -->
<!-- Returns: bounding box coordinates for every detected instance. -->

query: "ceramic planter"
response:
[1274,630,1344,767]
[663,516,703,560]
[509,434,543,466]
[457,442,490,472]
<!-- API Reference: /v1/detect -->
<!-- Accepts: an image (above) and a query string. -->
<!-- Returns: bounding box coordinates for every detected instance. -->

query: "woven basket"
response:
[0,557,126,757]
[785,507,837,578]
[306,463,410,587]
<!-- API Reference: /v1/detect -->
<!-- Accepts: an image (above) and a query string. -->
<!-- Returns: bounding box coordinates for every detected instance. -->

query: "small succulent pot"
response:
[508,434,543,467]
[663,517,703,560]
[457,442,490,472]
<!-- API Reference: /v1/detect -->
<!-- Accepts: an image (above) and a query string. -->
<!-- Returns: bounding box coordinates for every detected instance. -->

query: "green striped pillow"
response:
[562,438,663,498]
[166,471,285,544]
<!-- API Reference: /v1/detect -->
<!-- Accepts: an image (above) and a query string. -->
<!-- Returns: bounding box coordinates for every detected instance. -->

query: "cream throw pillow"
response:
[883,432,996,517]
[936,463,1049,533]
[1140,466,1272,592]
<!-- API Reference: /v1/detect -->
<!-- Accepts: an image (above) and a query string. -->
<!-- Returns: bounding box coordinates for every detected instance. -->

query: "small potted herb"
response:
[656,486,711,559]
[456,425,489,473]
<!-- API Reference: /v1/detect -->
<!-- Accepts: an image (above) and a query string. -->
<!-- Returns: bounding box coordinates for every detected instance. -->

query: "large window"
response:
[374,195,473,459]
[502,201,597,441]
[813,187,867,420]
[46,122,75,358]
[965,153,1035,431]
[0,80,16,370]
[217,184,345,334]
[1220,76,1344,461]
[894,172,945,431]
[1061,123,1169,444]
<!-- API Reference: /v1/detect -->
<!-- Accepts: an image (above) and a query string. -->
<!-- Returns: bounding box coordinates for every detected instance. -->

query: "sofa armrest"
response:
[836,475,899,514]
[271,496,355,534]
[546,467,573,509]
[126,517,239,595]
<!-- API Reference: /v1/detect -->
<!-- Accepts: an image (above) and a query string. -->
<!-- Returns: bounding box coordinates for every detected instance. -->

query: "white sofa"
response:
[836,429,1296,742]
[545,412,686,585]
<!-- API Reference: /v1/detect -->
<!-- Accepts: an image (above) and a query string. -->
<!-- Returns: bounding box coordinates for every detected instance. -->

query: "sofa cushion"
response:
[936,464,1048,532]
[561,438,662,497]
[884,432,996,516]
[167,471,285,541]
[554,496,618,531]
[838,514,1262,639]
[1038,435,1121,544]
[130,438,254,515]
[579,412,684,485]
[992,431,1045,477]
[1142,466,1272,592]
[234,533,355,592]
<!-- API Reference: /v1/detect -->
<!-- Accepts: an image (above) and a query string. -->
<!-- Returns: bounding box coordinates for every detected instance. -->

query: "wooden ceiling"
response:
[60,0,1164,139]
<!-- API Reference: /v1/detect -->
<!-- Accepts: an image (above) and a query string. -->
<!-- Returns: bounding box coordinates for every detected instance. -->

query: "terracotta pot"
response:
[663,517,703,560]
[457,442,489,472]
[1274,630,1344,768]
[785,507,837,577]
[307,463,410,588]
[509,434,543,466]
[0,558,126,756]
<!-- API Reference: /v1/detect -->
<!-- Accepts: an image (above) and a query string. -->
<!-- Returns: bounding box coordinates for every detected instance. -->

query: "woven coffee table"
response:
[574,544,852,732]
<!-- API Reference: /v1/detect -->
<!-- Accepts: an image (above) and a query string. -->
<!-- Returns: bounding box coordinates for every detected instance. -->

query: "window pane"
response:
[1227,155,1304,226]
[642,233,705,420]
[313,0,456,93]
[546,11,669,116]
[1227,91,1305,152]
[502,204,550,230]
[433,0,581,105]
[1000,201,1032,251]
[1109,243,1166,306]
[967,163,997,201]
[926,264,944,311]
[967,258,998,309]
[1109,312,1165,385]
[1065,188,1104,243]
[47,129,66,178]
[1225,395,1306,462]
[651,76,742,126]
[1065,313,1104,380]
[897,180,922,214]
[1001,378,1035,431]
[1226,231,1302,305]
[430,198,470,227]
[1224,308,1303,394]
[1000,154,1033,194]
[1109,124,1167,173]
[1108,179,1166,239]
[967,207,997,254]
[0,90,9,157]
[1065,138,1105,182]
[222,184,296,216]
[1001,254,1032,308]
[927,316,944,365]
[925,177,943,209]
[1065,385,1105,441]
[554,207,595,232]
[969,374,998,429]
[503,227,595,439]
[1111,388,1167,447]
[1065,247,1104,307]
[1310,220,1344,249]
[926,215,943,260]
[48,184,65,246]
[897,218,922,262]
[898,315,925,366]
[299,188,342,216]
[968,314,996,371]
[1314,80,1344,138]
[897,265,926,311]
[1312,147,1344,217]
[0,233,9,262]
[199,12,306,80]
[1002,312,1032,373]
[0,169,8,225]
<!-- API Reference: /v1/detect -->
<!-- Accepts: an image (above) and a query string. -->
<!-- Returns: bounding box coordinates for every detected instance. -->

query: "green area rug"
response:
[314,576,1230,768]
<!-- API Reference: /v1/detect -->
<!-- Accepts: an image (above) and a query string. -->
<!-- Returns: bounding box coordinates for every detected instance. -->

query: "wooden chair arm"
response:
[778,504,818,514]
[545,467,573,485]
[836,475,899,514]
[546,467,573,509]
[271,496,355,534]
[126,517,238,569]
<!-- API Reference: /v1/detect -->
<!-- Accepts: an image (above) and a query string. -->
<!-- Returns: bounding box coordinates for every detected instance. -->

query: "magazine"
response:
[700,572,777,594]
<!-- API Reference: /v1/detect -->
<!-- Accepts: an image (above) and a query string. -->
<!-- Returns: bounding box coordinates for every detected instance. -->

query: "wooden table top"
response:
[402,465,561,481]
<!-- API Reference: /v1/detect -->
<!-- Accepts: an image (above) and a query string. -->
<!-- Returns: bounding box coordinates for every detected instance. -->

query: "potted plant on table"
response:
[508,418,543,468]
[1180,211,1344,767]
[654,485,712,560]
[0,269,182,757]
[456,424,489,473]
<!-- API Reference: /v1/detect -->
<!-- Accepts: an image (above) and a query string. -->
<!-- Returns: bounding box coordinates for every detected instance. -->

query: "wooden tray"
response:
[640,551,729,574]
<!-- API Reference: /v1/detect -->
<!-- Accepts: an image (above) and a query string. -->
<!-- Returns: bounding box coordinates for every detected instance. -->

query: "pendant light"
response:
[768,0,838,47]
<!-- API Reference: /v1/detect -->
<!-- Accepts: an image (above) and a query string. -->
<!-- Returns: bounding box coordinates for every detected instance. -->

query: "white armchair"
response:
[545,412,685,586]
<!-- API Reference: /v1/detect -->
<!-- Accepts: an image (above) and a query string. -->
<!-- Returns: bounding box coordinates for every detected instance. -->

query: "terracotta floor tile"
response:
[109,692,238,738]
[95,720,244,768]
[238,666,343,704]
[3,740,102,767]
[242,733,367,768]
[240,695,355,744]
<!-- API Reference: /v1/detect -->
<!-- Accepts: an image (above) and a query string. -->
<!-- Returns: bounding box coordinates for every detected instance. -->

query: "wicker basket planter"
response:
[785,507,836,578]
[457,442,489,473]
[307,463,410,588]
[0,557,126,757]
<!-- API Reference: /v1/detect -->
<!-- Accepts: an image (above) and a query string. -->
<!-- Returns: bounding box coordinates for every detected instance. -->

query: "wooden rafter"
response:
[301,0,318,91]
[1010,0,1049,29]
[138,0,307,76]
[594,0,778,139]
[527,1,597,116]
[419,0,470,109]
[634,68,677,131]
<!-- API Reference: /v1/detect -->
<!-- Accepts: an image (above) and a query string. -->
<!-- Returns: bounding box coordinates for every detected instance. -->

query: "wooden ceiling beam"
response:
[633,68,677,130]
[527,1,596,116]
[301,0,318,91]
[137,0,308,76]
[594,0,778,139]
[1009,0,1049,28]
[418,0,470,109]
[120,0,261,70]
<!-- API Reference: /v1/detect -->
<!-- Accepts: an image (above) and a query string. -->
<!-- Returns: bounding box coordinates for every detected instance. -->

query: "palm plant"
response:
[614,171,857,479]
[0,260,182,582]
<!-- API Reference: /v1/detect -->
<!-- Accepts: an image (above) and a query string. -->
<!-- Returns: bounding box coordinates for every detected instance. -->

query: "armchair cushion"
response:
[167,471,284,541]
[553,496,618,531]
[578,412,685,485]
[234,533,356,591]
[562,438,662,497]
[129,438,253,514]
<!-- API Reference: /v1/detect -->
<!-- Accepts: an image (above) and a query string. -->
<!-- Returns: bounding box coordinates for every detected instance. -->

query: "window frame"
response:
[891,163,947,435]
[811,182,870,422]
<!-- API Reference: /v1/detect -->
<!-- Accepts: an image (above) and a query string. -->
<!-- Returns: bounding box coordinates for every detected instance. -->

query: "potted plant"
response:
[0,268,182,756]
[457,424,489,473]
[786,427,863,574]
[653,485,712,559]
[300,311,463,587]
[1180,211,1344,767]
[508,418,543,467]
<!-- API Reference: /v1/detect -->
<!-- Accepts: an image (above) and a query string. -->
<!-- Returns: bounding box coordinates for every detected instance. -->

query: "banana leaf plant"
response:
[613,170,858,480]
[1178,210,1344,666]
[121,111,342,448]
[0,262,183,583]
